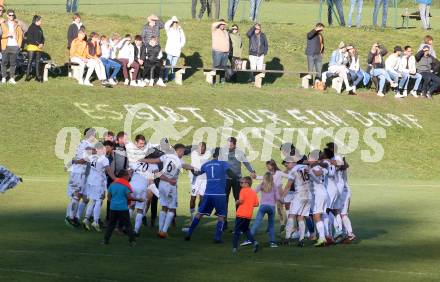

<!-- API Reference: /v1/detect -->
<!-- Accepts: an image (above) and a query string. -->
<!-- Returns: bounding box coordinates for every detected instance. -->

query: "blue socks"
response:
[188,217,200,237]
[215,220,224,241]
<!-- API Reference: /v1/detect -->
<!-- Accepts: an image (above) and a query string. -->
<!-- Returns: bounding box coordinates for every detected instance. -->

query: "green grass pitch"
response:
[1,1,440,281]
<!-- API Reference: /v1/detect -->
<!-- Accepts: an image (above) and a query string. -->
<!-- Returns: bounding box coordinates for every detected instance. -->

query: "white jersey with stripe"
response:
[160,154,184,180]
[323,160,338,188]
[86,154,109,186]
[71,139,93,174]
[333,154,345,188]
[130,161,158,194]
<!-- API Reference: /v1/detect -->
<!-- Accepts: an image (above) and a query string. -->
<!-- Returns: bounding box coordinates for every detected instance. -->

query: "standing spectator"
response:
[247,23,268,71]
[164,16,186,82]
[396,45,422,98]
[418,35,436,58]
[415,45,440,99]
[385,46,403,86]
[367,43,397,97]
[0,9,23,84]
[373,0,389,28]
[220,137,256,230]
[140,14,164,46]
[305,23,325,83]
[67,13,83,50]
[191,0,198,19]
[25,15,45,82]
[102,169,136,246]
[328,42,354,93]
[198,0,213,19]
[115,34,140,87]
[249,0,262,22]
[143,36,166,87]
[228,0,240,22]
[213,0,221,20]
[66,0,79,13]
[417,0,432,30]
[100,35,121,86]
[211,20,230,84]
[347,45,364,93]
[229,24,243,81]
[327,0,345,26]
[347,0,363,28]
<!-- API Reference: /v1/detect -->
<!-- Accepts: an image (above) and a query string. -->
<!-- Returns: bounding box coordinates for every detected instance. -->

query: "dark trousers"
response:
[1,46,20,79]
[26,51,42,80]
[199,0,212,18]
[327,0,345,26]
[224,178,240,229]
[228,0,240,21]
[192,0,198,18]
[66,0,78,13]
[104,210,135,243]
[212,51,229,83]
[421,72,440,94]
[142,60,164,80]
[232,217,255,248]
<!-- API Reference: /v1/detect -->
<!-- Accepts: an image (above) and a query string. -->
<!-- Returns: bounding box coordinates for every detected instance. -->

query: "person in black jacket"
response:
[247,23,268,82]
[305,23,325,82]
[25,15,44,82]
[142,36,166,87]
[133,35,146,86]
[67,13,83,50]
[415,45,440,99]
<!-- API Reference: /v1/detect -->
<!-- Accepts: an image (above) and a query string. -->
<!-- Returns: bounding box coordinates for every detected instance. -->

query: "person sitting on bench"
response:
[367,42,397,97]
[327,41,354,93]
[143,36,166,87]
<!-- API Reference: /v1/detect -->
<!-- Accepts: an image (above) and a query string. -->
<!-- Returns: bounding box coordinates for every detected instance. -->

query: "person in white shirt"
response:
[188,142,211,220]
[164,16,186,82]
[115,34,140,86]
[82,142,117,232]
[125,134,159,166]
[141,143,195,238]
[282,154,311,247]
[99,35,121,85]
[396,45,422,98]
[385,45,403,86]
[65,128,96,228]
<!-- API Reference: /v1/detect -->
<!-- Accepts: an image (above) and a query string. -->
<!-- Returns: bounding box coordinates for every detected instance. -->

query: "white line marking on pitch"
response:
[3,249,438,278]
[0,267,119,281]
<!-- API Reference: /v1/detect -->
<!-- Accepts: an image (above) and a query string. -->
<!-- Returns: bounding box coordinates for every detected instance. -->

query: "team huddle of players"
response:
[64,128,355,250]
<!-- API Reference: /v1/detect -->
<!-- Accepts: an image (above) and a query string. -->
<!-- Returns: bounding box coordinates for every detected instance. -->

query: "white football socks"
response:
[298,220,306,241]
[322,213,330,237]
[315,220,325,240]
[85,201,94,220]
[334,213,343,233]
[342,215,353,235]
[159,211,167,232]
[162,211,175,233]
[285,218,294,239]
[93,199,102,224]
[135,213,143,233]
[76,201,87,220]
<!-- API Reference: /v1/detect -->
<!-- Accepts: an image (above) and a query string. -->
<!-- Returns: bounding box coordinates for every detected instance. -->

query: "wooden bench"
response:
[401,11,432,29]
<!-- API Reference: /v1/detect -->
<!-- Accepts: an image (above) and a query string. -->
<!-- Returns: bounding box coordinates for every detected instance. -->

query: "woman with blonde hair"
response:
[242,172,280,248]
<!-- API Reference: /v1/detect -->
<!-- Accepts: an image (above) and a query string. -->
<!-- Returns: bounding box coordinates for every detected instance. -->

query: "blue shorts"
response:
[198,195,227,217]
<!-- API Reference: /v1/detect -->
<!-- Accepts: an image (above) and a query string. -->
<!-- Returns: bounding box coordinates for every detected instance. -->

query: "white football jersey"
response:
[190,150,211,182]
[71,139,94,174]
[86,154,109,186]
[309,165,327,193]
[160,154,184,180]
[130,162,158,194]
[288,164,310,194]
[333,154,345,187]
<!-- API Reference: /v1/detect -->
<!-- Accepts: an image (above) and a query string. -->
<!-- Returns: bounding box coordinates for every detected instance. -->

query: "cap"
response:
[423,45,430,51]
[338,41,346,49]
[171,16,179,22]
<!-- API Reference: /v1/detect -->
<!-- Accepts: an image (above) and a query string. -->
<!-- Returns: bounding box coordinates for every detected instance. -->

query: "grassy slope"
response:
[1,1,440,281]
